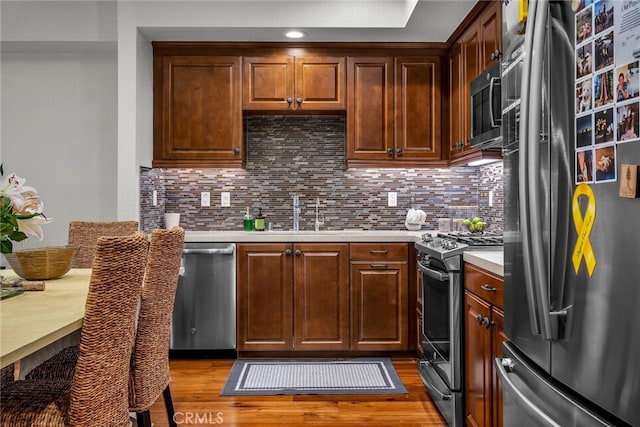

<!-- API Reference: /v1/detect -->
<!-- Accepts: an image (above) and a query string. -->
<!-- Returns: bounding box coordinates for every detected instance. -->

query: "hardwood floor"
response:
[148,357,447,426]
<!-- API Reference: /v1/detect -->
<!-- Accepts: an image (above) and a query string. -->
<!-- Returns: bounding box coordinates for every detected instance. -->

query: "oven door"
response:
[418,258,462,391]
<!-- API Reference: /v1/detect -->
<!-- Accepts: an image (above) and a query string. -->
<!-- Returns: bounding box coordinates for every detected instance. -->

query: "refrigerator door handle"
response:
[518,0,542,335]
[527,0,555,341]
[495,357,562,427]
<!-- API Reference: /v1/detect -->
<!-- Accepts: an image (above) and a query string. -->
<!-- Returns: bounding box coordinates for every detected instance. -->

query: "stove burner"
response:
[436,231,503,246]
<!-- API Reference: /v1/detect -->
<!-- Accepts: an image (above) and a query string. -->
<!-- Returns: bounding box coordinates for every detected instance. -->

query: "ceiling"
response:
[138,0,477,43]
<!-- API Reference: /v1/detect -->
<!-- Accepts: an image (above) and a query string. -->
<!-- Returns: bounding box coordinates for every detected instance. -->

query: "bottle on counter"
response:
[254,207,265,231]
[243,207,254,231]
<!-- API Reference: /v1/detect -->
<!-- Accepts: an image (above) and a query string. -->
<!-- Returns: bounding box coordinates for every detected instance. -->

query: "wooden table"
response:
[0,268,91,369]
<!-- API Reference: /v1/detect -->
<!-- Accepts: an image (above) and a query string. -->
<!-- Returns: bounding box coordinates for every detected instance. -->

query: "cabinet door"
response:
[394,56,442,161]
[243,56,295,110]
[237,244,293,351]
[449,42,466,156]
[295,56,346,110]
[464,290,492,427]
[462,25,480,152]
[492,307,507,427]
[294,244,350,350]
[350,261,408,350]
[154,56,243,167]
[479,1,503,71]
[346,56,394,162]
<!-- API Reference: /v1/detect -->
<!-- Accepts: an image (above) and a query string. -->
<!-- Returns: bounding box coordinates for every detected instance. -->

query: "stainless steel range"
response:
[415,232,503,426]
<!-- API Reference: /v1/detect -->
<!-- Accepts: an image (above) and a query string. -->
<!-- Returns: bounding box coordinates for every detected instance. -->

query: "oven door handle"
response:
[417,262,449,282]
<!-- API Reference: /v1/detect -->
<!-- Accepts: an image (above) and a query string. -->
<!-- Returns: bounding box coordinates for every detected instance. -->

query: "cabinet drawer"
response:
[464,263,504,308]
[350,243,408,261]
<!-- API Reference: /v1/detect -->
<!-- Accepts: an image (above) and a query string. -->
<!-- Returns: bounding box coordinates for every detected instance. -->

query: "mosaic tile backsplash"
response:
[140,115,503,233]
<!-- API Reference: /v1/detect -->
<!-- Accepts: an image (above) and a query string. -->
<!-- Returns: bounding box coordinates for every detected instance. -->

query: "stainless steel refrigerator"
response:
[499,0,640,426]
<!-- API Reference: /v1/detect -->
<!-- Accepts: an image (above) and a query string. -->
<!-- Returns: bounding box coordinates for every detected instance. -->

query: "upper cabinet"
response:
[243,56,346,111]
[152,43,452,168]
[448,1,503,164]
[394,56,442,162]
[347,54,445,167]
[479,1,503,72]
[153,55,244,168]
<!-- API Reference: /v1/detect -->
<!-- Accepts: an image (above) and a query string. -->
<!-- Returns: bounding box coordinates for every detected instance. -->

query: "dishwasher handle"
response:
[183,246,235,255]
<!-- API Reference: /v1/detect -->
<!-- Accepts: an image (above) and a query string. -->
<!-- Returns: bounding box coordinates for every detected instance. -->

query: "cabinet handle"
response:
[295,249,301,256]
[485,318,495,329]
[481,284,497,292]
[386,147,394,155]
[370,250,388,254]
[370,263,388,268]
[476,314,484,325]
[286,97,293,106]
[396,148,403,156]
[296,97,302,105]
[285,249,292,255]
[490,49,502,61]
[234,147,240,155]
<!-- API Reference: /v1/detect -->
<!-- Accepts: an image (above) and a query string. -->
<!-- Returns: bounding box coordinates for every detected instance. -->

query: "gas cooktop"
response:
[415,232,504,260]
[436,231,504,246]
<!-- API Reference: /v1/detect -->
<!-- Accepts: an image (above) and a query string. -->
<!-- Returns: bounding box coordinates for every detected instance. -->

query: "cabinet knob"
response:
[295,249,301,256]
[234,147,240,155]
[476,314,484,325]
[287,98,293,106]
[296,97,302,105]
[396,148,403,156]
[386,147,394,155]
[285,249,292,255]
[481,316,492,328]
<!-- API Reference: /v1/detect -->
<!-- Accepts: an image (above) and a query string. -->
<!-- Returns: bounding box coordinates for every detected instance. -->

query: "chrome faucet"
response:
[292,194,300,231]
[314,197,324,232]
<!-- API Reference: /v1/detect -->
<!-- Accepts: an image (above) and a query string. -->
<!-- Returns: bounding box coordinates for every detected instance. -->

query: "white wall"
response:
[1,50,119,248]
[1,1,120,250]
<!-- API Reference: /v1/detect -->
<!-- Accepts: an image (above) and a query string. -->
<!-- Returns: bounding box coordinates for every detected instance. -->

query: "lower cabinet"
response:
[464,264,506,427]
[237,242,409,352]
[237,243,349,351]
[350,243,408,351]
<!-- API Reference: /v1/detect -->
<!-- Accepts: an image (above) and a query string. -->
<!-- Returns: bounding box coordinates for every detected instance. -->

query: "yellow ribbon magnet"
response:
[572,183,597,276]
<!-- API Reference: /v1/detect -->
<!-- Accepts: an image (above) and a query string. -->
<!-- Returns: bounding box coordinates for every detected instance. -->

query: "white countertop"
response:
[463,250,504,277]
[185,230,426,243]
[185,230,505,276]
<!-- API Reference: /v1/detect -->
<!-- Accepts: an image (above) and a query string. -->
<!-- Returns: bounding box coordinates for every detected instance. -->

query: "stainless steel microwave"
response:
[470,61,502,149]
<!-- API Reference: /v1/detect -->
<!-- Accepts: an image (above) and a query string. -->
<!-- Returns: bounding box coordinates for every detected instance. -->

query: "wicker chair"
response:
[0,232,149,427]
[68,220,139,268]
[25,227,185,427]
[130,226,184,427]
[0,364,14,385]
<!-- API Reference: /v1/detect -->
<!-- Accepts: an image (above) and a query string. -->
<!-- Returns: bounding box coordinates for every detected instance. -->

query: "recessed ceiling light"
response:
[285,30,306,39]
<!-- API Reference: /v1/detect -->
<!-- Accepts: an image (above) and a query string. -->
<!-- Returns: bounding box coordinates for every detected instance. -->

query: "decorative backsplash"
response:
[140,115,503,233]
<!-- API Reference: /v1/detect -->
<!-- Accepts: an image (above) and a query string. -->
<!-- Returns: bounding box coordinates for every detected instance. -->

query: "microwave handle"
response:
[489,76,501,128]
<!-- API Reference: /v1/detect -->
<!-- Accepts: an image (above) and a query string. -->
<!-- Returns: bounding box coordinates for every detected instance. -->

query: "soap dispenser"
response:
[254,207,266,232]
[243,207,254,231]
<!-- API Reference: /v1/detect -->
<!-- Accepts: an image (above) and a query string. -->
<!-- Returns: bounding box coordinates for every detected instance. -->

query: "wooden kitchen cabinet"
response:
[479,0,503,72]
[448,25,479,160]
[350,243,409,351]
[394,56,442,162]
[347,56,444,167]
[243,56,346,111]
[152,55,243,168]
[237,243,349,352]
[447,0,502,164]
[464,263,505,427]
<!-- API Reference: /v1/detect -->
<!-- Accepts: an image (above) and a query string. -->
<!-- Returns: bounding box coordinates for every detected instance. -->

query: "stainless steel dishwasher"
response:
[170,242,237,358]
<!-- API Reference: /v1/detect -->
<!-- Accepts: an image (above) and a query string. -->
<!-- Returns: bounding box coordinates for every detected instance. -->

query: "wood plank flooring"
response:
[148,357,447,427]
